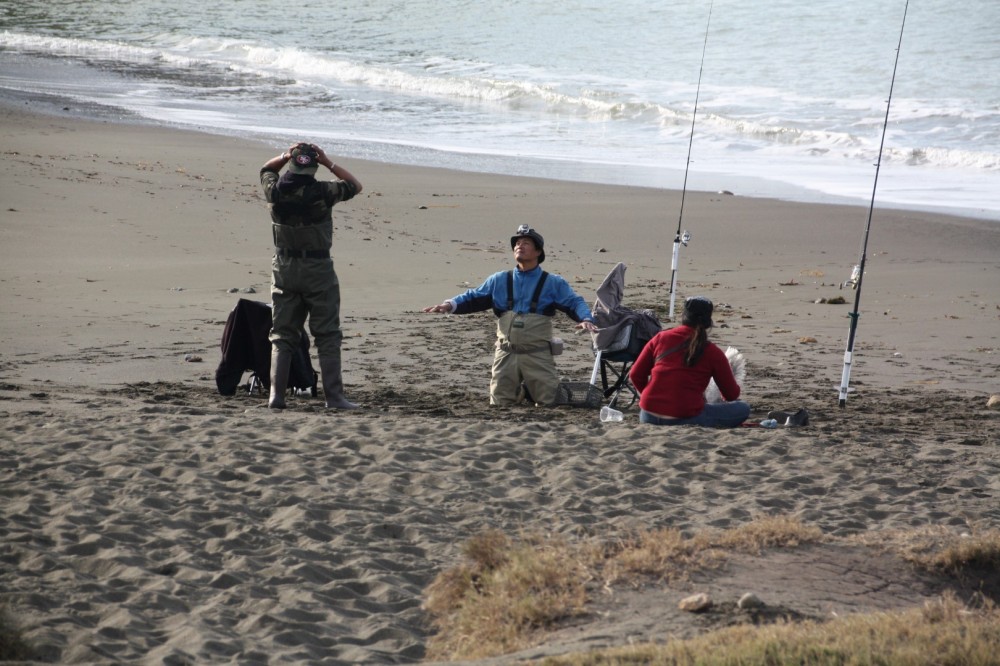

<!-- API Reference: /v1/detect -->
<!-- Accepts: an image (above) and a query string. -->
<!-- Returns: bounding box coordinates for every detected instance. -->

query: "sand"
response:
[1,101,999,664]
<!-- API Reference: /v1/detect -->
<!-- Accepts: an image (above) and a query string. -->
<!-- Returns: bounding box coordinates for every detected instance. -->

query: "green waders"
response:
[491,311,559,406]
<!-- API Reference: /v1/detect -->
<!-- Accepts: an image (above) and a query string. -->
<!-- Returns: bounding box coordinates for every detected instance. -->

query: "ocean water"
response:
[1,0,998,220]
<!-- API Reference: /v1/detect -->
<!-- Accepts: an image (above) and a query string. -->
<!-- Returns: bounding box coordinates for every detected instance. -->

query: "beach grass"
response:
[849,524,1000,575]
[537,593,1000,666]
[423,517,1000,663]
[921,531,1000,573]
[423,529,592,660]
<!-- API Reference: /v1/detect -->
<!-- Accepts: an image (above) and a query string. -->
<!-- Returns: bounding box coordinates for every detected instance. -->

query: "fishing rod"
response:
[838,0,910,409]
[667,0,714,321]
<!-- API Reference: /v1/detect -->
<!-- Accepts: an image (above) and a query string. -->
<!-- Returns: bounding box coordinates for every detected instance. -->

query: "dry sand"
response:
[1,102,999,664]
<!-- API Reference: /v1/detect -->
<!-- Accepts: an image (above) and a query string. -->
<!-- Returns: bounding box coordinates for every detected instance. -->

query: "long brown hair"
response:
[681,297,714,367]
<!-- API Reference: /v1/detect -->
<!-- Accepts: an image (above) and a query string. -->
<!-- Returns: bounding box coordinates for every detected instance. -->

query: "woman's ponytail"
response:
[680,296,714,366]
[684,325,708,366]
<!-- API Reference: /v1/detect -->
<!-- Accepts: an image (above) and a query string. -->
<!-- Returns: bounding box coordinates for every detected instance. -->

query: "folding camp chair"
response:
[215,298,318,398]
[590,323,647,408]
[589,263,662,409]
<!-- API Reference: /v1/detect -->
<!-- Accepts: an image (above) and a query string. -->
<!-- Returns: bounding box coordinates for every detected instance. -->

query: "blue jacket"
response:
[450,266,593,322]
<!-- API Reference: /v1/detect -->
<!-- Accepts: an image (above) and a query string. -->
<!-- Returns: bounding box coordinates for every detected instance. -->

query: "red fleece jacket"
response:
[629,326,741,418]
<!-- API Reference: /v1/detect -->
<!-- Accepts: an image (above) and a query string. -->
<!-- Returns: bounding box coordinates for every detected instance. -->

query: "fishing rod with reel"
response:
[667,0,713,321]
[838,0,910,408]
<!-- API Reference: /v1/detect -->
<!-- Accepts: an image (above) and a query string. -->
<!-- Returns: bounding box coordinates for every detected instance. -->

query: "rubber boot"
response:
[268,349,292,409]
[320,356,358,410]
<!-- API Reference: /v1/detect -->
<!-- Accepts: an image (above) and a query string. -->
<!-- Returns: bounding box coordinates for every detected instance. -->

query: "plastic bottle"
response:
[759,418,778,429]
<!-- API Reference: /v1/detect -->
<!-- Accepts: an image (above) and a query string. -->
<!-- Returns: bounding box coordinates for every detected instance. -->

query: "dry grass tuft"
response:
[537,592,1000,666]
[849,525,1000,574]
[602,528,713,585]
[917,530,1000,574]
[423,531,591,660]
[604,515,824,587]
[712,513,825,552]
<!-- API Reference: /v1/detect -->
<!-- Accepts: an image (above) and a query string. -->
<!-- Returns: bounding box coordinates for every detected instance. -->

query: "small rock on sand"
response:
[678,592,712,613]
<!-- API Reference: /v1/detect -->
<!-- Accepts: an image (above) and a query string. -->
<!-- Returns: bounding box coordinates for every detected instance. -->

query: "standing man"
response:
[260,142,363,409]
[424,225,598,406]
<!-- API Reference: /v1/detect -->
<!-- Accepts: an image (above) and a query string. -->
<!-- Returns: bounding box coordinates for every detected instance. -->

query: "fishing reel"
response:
[841,264,861,290]
[681,230,691,247]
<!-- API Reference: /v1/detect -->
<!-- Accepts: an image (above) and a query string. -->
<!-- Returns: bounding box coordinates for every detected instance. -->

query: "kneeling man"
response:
[423,225,597,406]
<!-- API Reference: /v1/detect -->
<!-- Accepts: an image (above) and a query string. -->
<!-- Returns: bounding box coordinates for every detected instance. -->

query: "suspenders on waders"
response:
[506,270,548,314]
[497,270,552,351]
[493,270,559,405]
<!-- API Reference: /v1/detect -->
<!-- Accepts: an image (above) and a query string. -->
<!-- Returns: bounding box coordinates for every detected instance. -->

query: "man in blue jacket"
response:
[424,225,597,406]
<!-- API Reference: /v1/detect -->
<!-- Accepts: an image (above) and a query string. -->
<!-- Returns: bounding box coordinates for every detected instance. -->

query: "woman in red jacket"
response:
[629,296,750,427]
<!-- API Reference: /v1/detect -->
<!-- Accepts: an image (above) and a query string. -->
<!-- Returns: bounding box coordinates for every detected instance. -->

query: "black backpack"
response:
[215,299,318,397]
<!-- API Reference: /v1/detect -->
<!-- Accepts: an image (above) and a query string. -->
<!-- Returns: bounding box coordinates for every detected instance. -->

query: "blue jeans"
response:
[640,401,751,428]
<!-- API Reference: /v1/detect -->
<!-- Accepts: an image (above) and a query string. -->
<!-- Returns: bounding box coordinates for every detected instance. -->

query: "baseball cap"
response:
[287,143,319,175]
[682,296,714,328]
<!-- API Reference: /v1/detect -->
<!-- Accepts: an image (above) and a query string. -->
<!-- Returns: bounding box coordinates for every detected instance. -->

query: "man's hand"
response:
[423,302,453,314]
[311,144,333,168]
[577,320,598,333]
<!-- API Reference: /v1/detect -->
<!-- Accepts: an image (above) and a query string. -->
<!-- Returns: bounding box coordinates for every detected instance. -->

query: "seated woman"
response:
[629,296,750,427]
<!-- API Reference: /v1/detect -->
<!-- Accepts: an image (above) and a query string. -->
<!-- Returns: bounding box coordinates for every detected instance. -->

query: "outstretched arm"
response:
[550,276,597,331]
[423,302,454,314]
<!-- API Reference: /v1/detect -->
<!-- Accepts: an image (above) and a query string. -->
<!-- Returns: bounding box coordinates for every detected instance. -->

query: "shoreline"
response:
[4,88,999,224]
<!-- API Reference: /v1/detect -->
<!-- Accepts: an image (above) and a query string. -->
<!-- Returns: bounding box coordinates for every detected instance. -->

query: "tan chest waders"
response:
[489,271,560,406]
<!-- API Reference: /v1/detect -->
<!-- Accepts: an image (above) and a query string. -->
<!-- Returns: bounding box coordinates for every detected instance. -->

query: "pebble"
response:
[678,592,712,613]
[184,354,203,363]
[987,394,1000,410]
[737,592,764,609]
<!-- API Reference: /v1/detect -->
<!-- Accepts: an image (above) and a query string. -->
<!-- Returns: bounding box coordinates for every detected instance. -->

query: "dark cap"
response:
[510,224,545,263]
[287,143,319,174]
[682,296,714,328]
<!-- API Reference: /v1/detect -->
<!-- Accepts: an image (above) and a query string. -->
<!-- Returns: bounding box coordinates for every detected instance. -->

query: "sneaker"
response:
[767,408,810,427]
